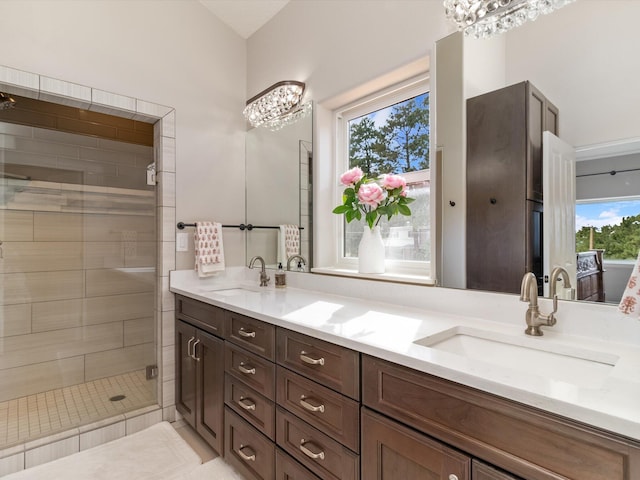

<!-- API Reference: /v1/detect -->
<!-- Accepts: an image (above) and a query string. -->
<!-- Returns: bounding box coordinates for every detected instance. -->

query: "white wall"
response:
[504,0,640,148]
[0,0,248,269]
[246,0,455,268]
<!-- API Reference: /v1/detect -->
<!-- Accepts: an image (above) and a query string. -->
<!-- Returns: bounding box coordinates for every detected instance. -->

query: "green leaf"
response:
[401,197,415,205]
[398,204,412,216]
[355,210,362,221]
[345,209,355,223]
[332,205,351,214]
[344,187,355,196]
[366,211,377,229]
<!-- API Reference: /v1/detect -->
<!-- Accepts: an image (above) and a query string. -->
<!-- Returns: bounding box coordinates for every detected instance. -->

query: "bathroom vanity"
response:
[171,270,640,480]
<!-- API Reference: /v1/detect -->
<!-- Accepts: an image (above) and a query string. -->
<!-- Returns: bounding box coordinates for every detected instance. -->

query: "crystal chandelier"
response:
[243,80,310,131]
[444,0,576,39]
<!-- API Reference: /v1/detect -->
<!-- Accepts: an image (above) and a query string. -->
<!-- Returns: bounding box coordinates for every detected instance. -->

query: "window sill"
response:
[311,266,436,286]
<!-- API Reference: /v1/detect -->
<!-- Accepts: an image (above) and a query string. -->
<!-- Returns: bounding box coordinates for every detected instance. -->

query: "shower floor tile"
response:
[0,370,155,450]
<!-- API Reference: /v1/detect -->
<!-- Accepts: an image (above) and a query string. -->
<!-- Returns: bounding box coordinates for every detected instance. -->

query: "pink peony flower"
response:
[357,182,385,208]
[340,167,364,186]
[381,174,407,190]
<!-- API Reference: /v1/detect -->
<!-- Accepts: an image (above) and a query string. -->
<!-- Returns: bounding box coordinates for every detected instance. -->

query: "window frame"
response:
[331,75,432,277]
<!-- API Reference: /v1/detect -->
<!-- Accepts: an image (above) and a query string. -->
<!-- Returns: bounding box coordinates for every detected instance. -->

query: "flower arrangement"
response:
[332,166,414,229]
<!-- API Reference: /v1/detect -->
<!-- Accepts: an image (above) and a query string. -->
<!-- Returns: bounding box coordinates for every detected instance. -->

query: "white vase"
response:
[358,226,385,274]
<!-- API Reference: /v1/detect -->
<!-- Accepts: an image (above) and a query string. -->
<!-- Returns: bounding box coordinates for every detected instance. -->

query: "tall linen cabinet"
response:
[466,81,558,294]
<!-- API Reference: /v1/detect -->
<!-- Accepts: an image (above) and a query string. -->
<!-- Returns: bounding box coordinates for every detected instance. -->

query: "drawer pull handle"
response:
[237,397,256,411]
[238,327,256,338]
[300,439,325,460]
[300,351,325,366]
[300,395,325,413]
[186,336,195,359]
[191,339,201,362]
[238,362,256,375]
[237,445,256,462]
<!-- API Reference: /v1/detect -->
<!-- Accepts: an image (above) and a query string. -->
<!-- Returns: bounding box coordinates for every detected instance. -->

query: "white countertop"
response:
[170,268,640,442]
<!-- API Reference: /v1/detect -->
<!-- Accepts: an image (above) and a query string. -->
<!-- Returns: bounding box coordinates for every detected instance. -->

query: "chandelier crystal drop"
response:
[443,0,575,39]
[243,81,307,130]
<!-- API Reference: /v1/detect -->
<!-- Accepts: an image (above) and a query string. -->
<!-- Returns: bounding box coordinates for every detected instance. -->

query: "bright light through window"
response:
[343,92,430,263]
[576,198,640,260]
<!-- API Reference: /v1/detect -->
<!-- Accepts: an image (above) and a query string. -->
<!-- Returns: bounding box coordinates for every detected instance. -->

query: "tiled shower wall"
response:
[0,122,156,402]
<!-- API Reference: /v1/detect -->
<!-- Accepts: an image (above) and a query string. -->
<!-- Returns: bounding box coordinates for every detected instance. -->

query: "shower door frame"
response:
[0,64,177,425]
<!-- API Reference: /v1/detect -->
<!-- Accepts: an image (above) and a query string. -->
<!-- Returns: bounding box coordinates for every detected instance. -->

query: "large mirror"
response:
[245,105,312,270]
[437,1,640,304]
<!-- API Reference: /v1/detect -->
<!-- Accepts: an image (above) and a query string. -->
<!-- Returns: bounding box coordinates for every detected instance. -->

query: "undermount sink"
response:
[198,284,265,296]
[414,326,619,388]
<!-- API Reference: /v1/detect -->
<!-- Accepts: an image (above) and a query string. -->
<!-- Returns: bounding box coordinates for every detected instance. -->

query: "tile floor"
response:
[0,370,155,449]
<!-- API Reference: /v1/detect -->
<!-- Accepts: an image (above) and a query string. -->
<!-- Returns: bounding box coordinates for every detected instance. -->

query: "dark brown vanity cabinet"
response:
[175,295,640,480]
[175,296,226,455]
[466,81,558,294]
[362,355,640,480]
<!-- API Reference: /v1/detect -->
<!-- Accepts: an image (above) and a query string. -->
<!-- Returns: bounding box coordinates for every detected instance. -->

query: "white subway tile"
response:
[0,452,24,477]
[79,421,126,451]
[25,435,79,468]
[90,89,136,118]
[125,408,162,435]
[0,65,39,99]
[135,100,173,121]
[160,110,176,139]
[39,76,91,109]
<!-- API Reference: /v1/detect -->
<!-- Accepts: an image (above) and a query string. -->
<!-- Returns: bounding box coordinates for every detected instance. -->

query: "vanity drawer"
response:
[226,342,275,400]
[276,328,360,400]
[276,448,322,480]
[362,355,637,480]
[225,407,275,480]
[472,459,523,480]
[276,366,359,452]
[276,407,359,480]
[175,295,226,337]
[225,373,275,441]
[227,310,275,360]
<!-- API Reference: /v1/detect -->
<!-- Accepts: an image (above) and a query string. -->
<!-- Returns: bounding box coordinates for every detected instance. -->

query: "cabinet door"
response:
[175,320,197,426]
[466,82,528,294]
[195,329,224,454]
[362,408,470,480]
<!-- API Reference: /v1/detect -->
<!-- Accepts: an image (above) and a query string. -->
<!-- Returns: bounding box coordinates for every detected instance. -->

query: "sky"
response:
[575,199,640,231]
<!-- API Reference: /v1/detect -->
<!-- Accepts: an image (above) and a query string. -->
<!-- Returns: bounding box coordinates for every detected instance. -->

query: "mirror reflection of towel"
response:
[194,221,225,277]
[618,250,640,318]
[277,224,300,265]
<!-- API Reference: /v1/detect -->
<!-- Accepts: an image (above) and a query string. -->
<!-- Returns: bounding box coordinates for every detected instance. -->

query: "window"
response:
[576,198,640,260]
[335,78,431,275]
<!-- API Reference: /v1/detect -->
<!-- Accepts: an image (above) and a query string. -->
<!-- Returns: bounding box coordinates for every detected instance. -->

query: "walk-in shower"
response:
[0,94,158,448]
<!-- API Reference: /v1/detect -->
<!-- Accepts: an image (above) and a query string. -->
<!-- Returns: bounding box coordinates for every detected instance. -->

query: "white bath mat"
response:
[167,457,246,480]
[5,421,202,480]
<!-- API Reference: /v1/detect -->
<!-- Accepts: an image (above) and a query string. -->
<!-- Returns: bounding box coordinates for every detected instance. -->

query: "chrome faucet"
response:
[286,254,307,272]
[520,272,557,336]
[549,266,574,300]
[248,256,270,287]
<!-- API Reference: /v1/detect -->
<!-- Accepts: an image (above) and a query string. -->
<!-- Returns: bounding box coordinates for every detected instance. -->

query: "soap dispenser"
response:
[275,262,286,288]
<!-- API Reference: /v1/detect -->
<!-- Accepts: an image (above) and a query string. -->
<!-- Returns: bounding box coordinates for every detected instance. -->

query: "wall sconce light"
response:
[243,80,311,131]
[444,0,575,39]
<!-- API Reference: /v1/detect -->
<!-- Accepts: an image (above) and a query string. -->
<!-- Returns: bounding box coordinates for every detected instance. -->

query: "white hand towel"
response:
[194,221,225,277]
[619,250,640,317]
[277,224,300,265]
